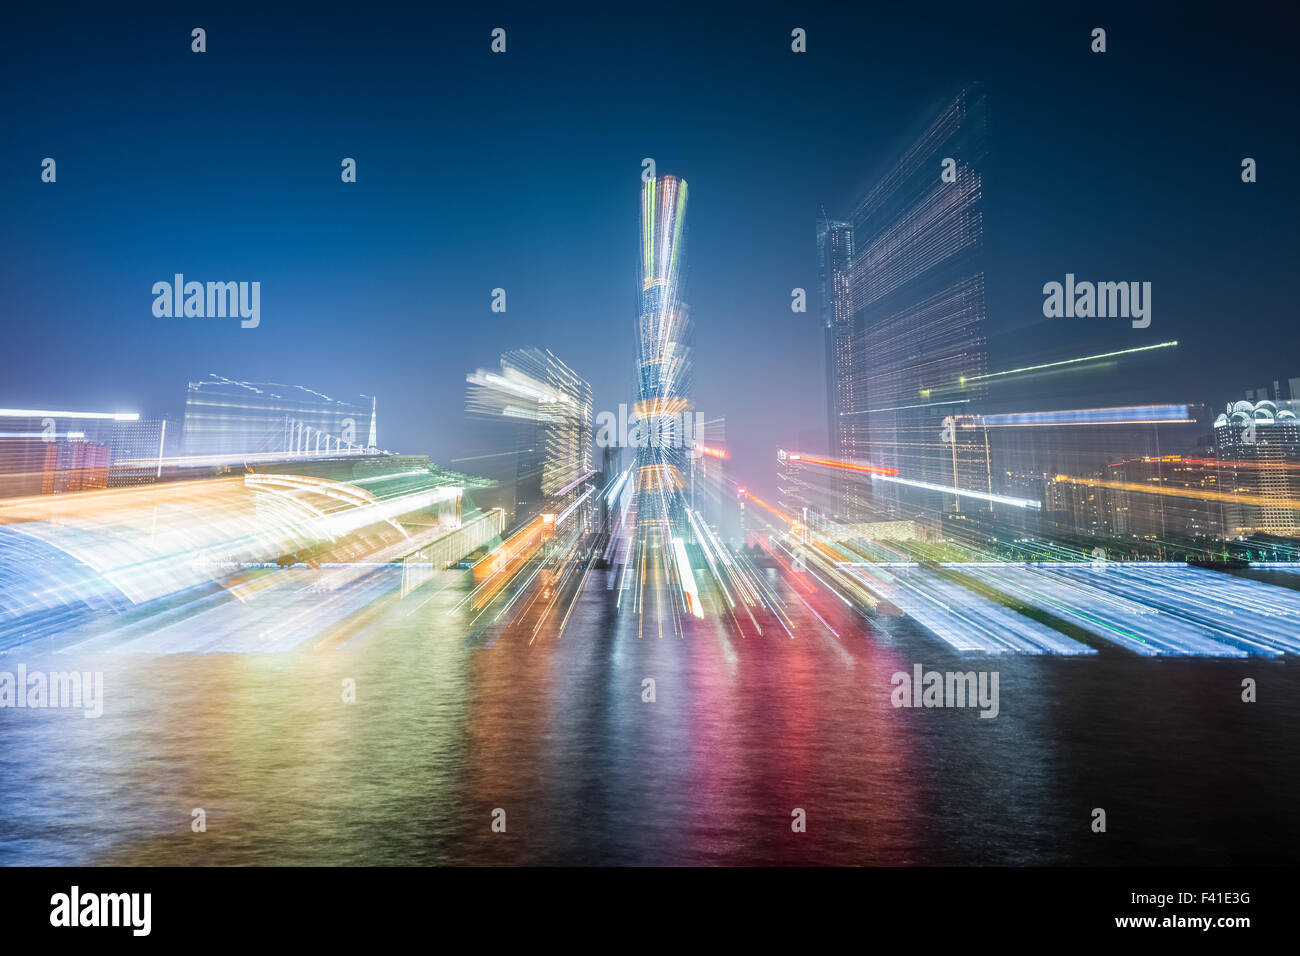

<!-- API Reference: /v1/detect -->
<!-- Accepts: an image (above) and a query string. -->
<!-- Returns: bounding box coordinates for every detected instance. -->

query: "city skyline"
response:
[3,6,1297,500]
[2,0,1299,910]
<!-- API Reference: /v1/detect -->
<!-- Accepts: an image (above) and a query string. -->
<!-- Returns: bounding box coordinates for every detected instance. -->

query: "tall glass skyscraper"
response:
[818,216,854,516]
[635,175,692,531]
[823,88,990,524]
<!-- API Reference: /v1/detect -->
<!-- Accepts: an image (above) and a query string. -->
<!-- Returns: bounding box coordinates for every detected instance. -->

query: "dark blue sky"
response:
[3,1,1297,492]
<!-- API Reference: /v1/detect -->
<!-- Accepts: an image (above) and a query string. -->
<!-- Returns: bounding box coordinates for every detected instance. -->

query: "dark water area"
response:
[1,568,1296,866]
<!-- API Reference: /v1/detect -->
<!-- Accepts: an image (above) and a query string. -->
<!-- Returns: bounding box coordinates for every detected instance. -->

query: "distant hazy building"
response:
[818,217,855,519]
[182,375,377,460]
[822,88,989,521]
[1242,376,1300,406]
[1105,455,1228,540]
[818,216,855,513]
[688,417,727,530]
[0,439,108,498]
[776,449,812,523]
[1045,472,1110,538]
[0,407,169,493]
[597,443,622,533]
[50,440,111,493]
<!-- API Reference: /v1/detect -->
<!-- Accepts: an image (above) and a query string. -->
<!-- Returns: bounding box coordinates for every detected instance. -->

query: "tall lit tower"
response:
[635,175,692,532]
[818,216,854,517]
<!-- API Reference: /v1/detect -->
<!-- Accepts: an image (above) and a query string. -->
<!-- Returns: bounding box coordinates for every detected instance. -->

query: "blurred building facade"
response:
[818,216,854,516]
[182,375,377,460]
[635,174,692,533]
[466,347,593,525]
[1213,398,1300,537]
[0,408,170,496]
[821,88,990,522]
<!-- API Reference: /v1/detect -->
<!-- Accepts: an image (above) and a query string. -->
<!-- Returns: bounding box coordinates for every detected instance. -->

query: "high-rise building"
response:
[822,89,989,522]
[1103,455,1229,541]
[182,375,377,460]
[0,439,108,498]
[466,348,593,523]
[0,407,170,493]
[1044,471,1111,539]
[776,448,812,521]
[49,440,111,493]
[1214,399,1300,537]
[819,218,855,450]
[635,174,692,532]
[688,417,727,529]
[818,217,855,517]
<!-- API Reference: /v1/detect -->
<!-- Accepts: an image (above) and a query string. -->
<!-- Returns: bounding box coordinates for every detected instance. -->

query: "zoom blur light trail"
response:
[866,564,1096,655]
[1052,474,1300,511]
[959,564,1290,657]
[602,467,632,502]
[736,492,870,612]
[785,453,898,476]
[685,507,734,609]
[972,404,1196,427]
[739,489,794,525]
[554,470,597,497]
[872,473,1042,510]
[555,486,594,526]
[671,537,704,618]
[0,474,466,607]
[467,515,548,611]
[957,340,1179,385]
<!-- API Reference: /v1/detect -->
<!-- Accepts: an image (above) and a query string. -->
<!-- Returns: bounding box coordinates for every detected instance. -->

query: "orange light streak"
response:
[740,490,794,525]
[786,453,898,477]
[472,515,547,609]
[1053,475,1300,511]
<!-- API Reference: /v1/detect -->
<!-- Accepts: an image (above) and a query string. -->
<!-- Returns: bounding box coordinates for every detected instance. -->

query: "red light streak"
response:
[740,490,794,525]
[786,453,898,477]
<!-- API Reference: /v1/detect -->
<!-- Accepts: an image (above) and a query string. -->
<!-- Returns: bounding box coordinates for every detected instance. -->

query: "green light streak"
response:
[961,341,1179,385]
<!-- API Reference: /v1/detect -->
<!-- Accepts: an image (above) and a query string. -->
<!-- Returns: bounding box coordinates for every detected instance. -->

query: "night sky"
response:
[3,1,1297,493]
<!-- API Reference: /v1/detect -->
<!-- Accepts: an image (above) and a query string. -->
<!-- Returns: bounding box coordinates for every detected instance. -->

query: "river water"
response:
[1,565,1296,866]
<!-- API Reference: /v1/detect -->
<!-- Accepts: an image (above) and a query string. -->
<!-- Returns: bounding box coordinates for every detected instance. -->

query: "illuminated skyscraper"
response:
[635,174,692,530]
[823,89,989,522]
[1214,398,1300,537]
[818,217,854,516]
